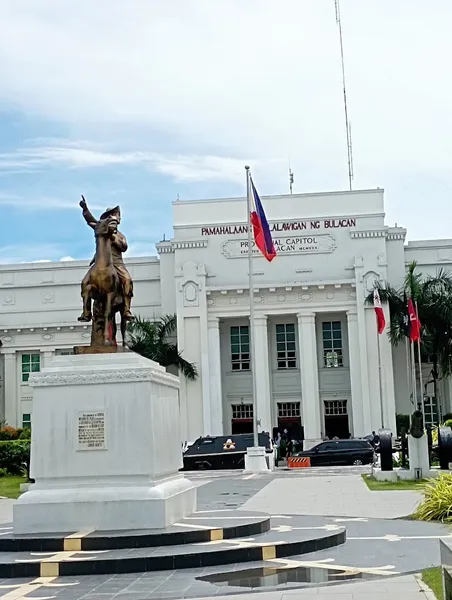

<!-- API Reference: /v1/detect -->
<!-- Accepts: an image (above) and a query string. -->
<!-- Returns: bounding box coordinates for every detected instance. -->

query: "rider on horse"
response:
[78,197,134,323]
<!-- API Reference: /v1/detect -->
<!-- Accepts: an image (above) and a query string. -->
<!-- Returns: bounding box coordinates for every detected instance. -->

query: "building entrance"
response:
[324,400,350,439]
[277,402,303,439]
[231,403,254,434]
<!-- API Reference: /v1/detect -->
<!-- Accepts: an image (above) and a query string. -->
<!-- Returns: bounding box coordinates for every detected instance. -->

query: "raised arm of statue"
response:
[80,195,97,229]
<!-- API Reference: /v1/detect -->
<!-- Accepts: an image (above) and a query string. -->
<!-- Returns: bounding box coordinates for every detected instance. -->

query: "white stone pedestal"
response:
[244,446,270,473]
[373,434,431,482]
[407,434,430,479]
[13,352,196,534]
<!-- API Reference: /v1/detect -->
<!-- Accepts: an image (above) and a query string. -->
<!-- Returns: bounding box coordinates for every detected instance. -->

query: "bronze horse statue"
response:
[80,215,127,347]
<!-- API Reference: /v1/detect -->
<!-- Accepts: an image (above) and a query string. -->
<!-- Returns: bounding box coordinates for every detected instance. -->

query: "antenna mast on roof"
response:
[335,0,354,191]
[289,157,294,194]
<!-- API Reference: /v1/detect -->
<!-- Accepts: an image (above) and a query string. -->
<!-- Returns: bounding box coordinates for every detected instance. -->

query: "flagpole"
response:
[405,336,413,408]
[411,340,418,410]
[416,338,425,421]
[376,329,384,428]
[246,166,259,449]
[415,301,426,426]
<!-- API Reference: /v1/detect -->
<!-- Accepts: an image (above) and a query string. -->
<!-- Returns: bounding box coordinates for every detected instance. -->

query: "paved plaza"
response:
[240,472,422,519]
[0,467,447,599]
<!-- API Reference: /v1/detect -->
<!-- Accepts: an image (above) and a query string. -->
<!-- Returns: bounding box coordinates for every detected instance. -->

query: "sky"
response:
[1,0,452,263]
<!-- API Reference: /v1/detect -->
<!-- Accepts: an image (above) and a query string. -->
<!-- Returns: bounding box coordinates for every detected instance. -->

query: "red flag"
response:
[373,288,386,334]
[408,297,421,342]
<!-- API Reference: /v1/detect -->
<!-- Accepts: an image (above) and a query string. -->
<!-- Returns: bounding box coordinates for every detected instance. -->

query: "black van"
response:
[181,433,273,470]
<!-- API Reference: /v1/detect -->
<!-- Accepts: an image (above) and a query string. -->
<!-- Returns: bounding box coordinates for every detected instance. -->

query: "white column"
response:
[199,319,212,438]
[3,351,18,427]
[355,287,372,433]
[208,317,223,435]
[175,314,189,444]
[297,312,321,445]
[379,303,397,434]
[347,310,365,437]
[252,315,272,434]
[41,351,54,368]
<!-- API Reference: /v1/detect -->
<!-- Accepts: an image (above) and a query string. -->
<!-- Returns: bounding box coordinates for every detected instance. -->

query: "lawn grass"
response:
[422,567,443,600]
[362,474,427,491]
[0,475,26,499]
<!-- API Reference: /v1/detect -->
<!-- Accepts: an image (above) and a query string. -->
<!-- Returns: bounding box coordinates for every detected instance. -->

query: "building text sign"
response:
[202,218,356,236]
[222,234,337,259]
[77,411,107,451]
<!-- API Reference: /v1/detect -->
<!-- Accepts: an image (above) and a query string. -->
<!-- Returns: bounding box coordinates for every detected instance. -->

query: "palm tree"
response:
[127,314,198,381]
[366,261,452,418]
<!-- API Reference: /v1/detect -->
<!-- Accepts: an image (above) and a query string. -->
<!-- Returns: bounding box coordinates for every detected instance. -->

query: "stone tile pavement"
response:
[197,574,435,599]
[241,475,422,519]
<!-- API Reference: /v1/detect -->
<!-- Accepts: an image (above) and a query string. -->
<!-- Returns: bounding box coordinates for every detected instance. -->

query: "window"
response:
[278,402,301,418]
[22,414,31,429]
[324,400,348,416]
[322,321,343,367]
[276,324,297,369]
[424,396,439,426]
[230,326,250,371]
[21,354,40,383]
[232,404,254,419]
[317,442,338,452]
[341,440,366,450]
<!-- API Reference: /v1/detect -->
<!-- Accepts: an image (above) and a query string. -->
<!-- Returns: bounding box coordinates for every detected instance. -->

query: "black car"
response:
[294,439,375,466]
[181,433,274,470]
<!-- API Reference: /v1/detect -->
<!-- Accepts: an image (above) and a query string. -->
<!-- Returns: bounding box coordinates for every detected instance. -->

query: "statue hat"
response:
[100,206,121,220]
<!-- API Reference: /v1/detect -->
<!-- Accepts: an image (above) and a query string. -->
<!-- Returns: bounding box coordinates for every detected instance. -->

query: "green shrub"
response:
[0,440,30,476]
[444,419,452,428]
[0,468,8,477]
[19,428,31,440]
[443,413,452,422]
[414,473,452,522]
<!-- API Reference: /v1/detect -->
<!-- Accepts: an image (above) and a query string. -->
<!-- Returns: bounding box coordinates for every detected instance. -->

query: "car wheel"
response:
[352,458,364,466]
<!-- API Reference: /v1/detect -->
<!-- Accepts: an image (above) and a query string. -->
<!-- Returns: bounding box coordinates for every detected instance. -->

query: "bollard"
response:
[287,456,311,469]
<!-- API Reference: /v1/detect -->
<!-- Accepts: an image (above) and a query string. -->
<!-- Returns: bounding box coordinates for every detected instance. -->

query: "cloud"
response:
[1,0,451,198]
[126,242,157,257]
[0,141,277,184]
[0,2,449,163]
[0,243,68,264]
[0,190,104,212]
[1,1,452,240]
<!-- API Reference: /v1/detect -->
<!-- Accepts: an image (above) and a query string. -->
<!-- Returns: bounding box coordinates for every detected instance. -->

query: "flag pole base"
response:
[244,446,270,473]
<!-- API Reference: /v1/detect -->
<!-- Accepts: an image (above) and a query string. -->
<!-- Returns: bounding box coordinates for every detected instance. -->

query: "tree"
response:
[127,314,198,381]
[366,261,452,419]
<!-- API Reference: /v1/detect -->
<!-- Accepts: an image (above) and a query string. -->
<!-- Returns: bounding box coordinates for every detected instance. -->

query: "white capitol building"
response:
[0,188,449,447]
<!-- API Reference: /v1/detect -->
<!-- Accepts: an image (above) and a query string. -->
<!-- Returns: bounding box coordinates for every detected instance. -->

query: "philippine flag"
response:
[373,287,386,334]
[249,177,277,262]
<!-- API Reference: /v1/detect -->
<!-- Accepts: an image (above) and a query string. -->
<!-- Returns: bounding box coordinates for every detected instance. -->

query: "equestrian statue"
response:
[78,196,134,347]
